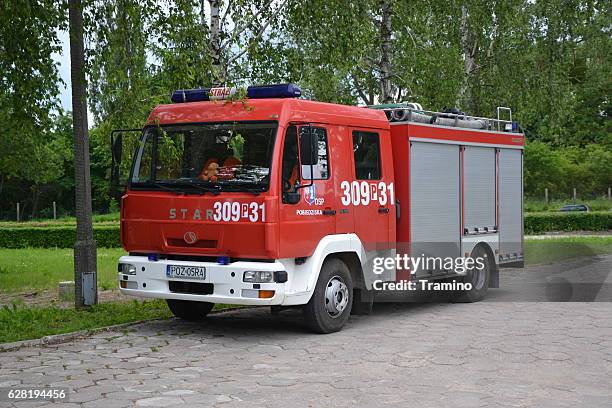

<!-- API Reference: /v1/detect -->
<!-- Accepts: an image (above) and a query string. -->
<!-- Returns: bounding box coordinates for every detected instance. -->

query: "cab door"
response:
[329,125,354,233]
[278,124,336,258]
[345,128,393,252]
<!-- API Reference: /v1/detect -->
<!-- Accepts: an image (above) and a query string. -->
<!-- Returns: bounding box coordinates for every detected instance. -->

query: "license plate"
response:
[166,265,207,280]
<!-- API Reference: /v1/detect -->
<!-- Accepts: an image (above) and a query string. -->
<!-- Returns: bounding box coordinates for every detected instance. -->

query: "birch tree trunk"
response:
[208,0,224,84]
[379,0,394,103]
[458,4,479,114]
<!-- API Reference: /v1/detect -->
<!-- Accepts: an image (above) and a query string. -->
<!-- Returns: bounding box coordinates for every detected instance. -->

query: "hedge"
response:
[523,211,612,235]
[0,225,121,249]
[0,212,610,248]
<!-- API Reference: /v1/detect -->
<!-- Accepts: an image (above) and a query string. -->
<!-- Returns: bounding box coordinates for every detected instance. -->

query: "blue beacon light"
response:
[170,83,301,103]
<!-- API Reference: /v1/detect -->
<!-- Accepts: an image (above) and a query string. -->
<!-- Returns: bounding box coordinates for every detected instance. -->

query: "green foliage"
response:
[524,212,612,234]
[525,198,612,213]
[0,212,120,227]
[0,0,65,179]
[149,0,213,91]
[108,198,120,213]
[524,140,612,197]
[0,226,121,249]
[228,133,245,161]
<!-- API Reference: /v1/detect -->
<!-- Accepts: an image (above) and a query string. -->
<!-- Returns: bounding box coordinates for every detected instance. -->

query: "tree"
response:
[69,0,97,307]
[0,0,64,194]
[206,0,289,85]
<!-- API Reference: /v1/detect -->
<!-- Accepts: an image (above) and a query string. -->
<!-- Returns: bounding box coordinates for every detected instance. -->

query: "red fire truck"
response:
[115,84,524,333]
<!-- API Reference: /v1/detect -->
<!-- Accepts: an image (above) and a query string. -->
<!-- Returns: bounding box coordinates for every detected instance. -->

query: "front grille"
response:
[168,281,214,295]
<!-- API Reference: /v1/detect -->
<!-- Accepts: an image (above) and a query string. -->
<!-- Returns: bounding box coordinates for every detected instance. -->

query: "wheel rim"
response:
[471,249,488,290]
[324,275,349,318]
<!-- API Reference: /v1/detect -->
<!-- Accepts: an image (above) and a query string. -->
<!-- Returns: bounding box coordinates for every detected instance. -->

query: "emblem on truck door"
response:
[183,231,198,244]
[304,185,316,205]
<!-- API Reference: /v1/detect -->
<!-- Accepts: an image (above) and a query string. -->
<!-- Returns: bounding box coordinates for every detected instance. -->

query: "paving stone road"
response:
[1,257,611,408]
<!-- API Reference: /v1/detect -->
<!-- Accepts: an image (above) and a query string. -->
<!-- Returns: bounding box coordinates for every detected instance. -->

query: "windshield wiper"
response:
[218,182,267,196]
[141,180,221,195]
[160,179,222,195]
[180,180,222,195]
[136,180,190,194]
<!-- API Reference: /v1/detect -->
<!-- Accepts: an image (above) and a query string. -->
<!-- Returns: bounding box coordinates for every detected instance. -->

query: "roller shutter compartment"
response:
[410,142,460,274]
[463,146,496,234]
[498,149,523,261]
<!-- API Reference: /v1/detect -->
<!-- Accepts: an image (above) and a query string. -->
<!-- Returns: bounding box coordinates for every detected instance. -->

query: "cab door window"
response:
[281,126,299,192]
[300,127,329,180]
[352,131,381,180]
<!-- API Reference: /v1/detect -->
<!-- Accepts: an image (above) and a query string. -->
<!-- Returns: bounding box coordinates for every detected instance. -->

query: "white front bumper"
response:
[118,256,287,305]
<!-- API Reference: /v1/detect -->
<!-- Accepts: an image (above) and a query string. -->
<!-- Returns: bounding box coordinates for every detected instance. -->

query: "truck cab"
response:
[117,84,395,333]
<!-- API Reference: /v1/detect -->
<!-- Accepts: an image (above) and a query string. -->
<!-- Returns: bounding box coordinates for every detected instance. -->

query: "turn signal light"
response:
[258,290,275,299]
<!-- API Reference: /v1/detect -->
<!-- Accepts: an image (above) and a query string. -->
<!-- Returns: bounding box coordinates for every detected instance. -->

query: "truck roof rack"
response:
[369,103,520,133]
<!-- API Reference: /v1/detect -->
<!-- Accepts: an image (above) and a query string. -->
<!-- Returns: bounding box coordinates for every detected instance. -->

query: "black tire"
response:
[304,258,353,333]
[456,245,491,303]
[351,288,374,315]
[166,299,214,321]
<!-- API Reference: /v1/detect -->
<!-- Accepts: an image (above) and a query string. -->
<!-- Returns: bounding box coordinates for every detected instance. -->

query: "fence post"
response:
[544,188,549,204]
[16,202,20,222]
[608,187,611,200]
[573,188,577,202]
[53,201,57,220]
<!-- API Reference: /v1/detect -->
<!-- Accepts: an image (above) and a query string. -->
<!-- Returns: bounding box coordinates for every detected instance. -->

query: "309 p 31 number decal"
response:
[340,181,394,206]
[212,201,265,222]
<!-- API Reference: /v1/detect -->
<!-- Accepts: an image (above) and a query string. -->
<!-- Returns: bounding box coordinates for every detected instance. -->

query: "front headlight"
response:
[119,263,137,275]
[243,271,274,283]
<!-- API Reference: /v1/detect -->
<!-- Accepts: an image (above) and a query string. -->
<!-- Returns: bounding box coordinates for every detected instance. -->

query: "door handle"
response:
[323,209,336,216]
[378,207,390,214]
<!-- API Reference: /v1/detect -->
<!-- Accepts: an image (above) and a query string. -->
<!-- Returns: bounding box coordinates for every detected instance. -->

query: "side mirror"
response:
[110,128,142,198]
[283,191,301,205]
[299,127,318,166]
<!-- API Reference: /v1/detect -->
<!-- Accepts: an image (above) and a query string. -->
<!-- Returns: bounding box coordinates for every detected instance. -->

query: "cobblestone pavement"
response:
[1,258,612,407]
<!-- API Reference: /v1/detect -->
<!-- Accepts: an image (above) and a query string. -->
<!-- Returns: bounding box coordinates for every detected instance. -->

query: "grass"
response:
[0,301,237,344]
[524,236,612,265]
[524,198,612,213]
[0,299,172,344]
[0,299,233,343]
[0,248,126,293]
[0,247,239,344]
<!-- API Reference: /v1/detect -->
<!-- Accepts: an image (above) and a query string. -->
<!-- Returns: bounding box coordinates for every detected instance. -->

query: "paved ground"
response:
[1,257,611,408]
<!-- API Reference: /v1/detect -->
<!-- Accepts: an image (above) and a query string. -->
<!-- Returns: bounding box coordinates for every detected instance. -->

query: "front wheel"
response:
[303,258,353,333]
[166,299,214,321]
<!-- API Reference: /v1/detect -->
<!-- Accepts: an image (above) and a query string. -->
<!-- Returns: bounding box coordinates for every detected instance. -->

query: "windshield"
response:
[131,122,277,193]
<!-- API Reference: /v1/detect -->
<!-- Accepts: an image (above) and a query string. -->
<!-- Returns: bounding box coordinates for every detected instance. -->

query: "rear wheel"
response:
[304,258,353,333]
[166,299,214,321]
[456,245,491,303]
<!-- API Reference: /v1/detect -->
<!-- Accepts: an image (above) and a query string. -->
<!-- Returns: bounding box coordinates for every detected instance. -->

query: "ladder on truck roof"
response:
[369,103,519,133]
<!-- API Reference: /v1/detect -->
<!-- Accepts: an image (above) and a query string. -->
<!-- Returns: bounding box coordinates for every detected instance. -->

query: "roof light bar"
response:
[246,83,301,99]
[170,83,301,103]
